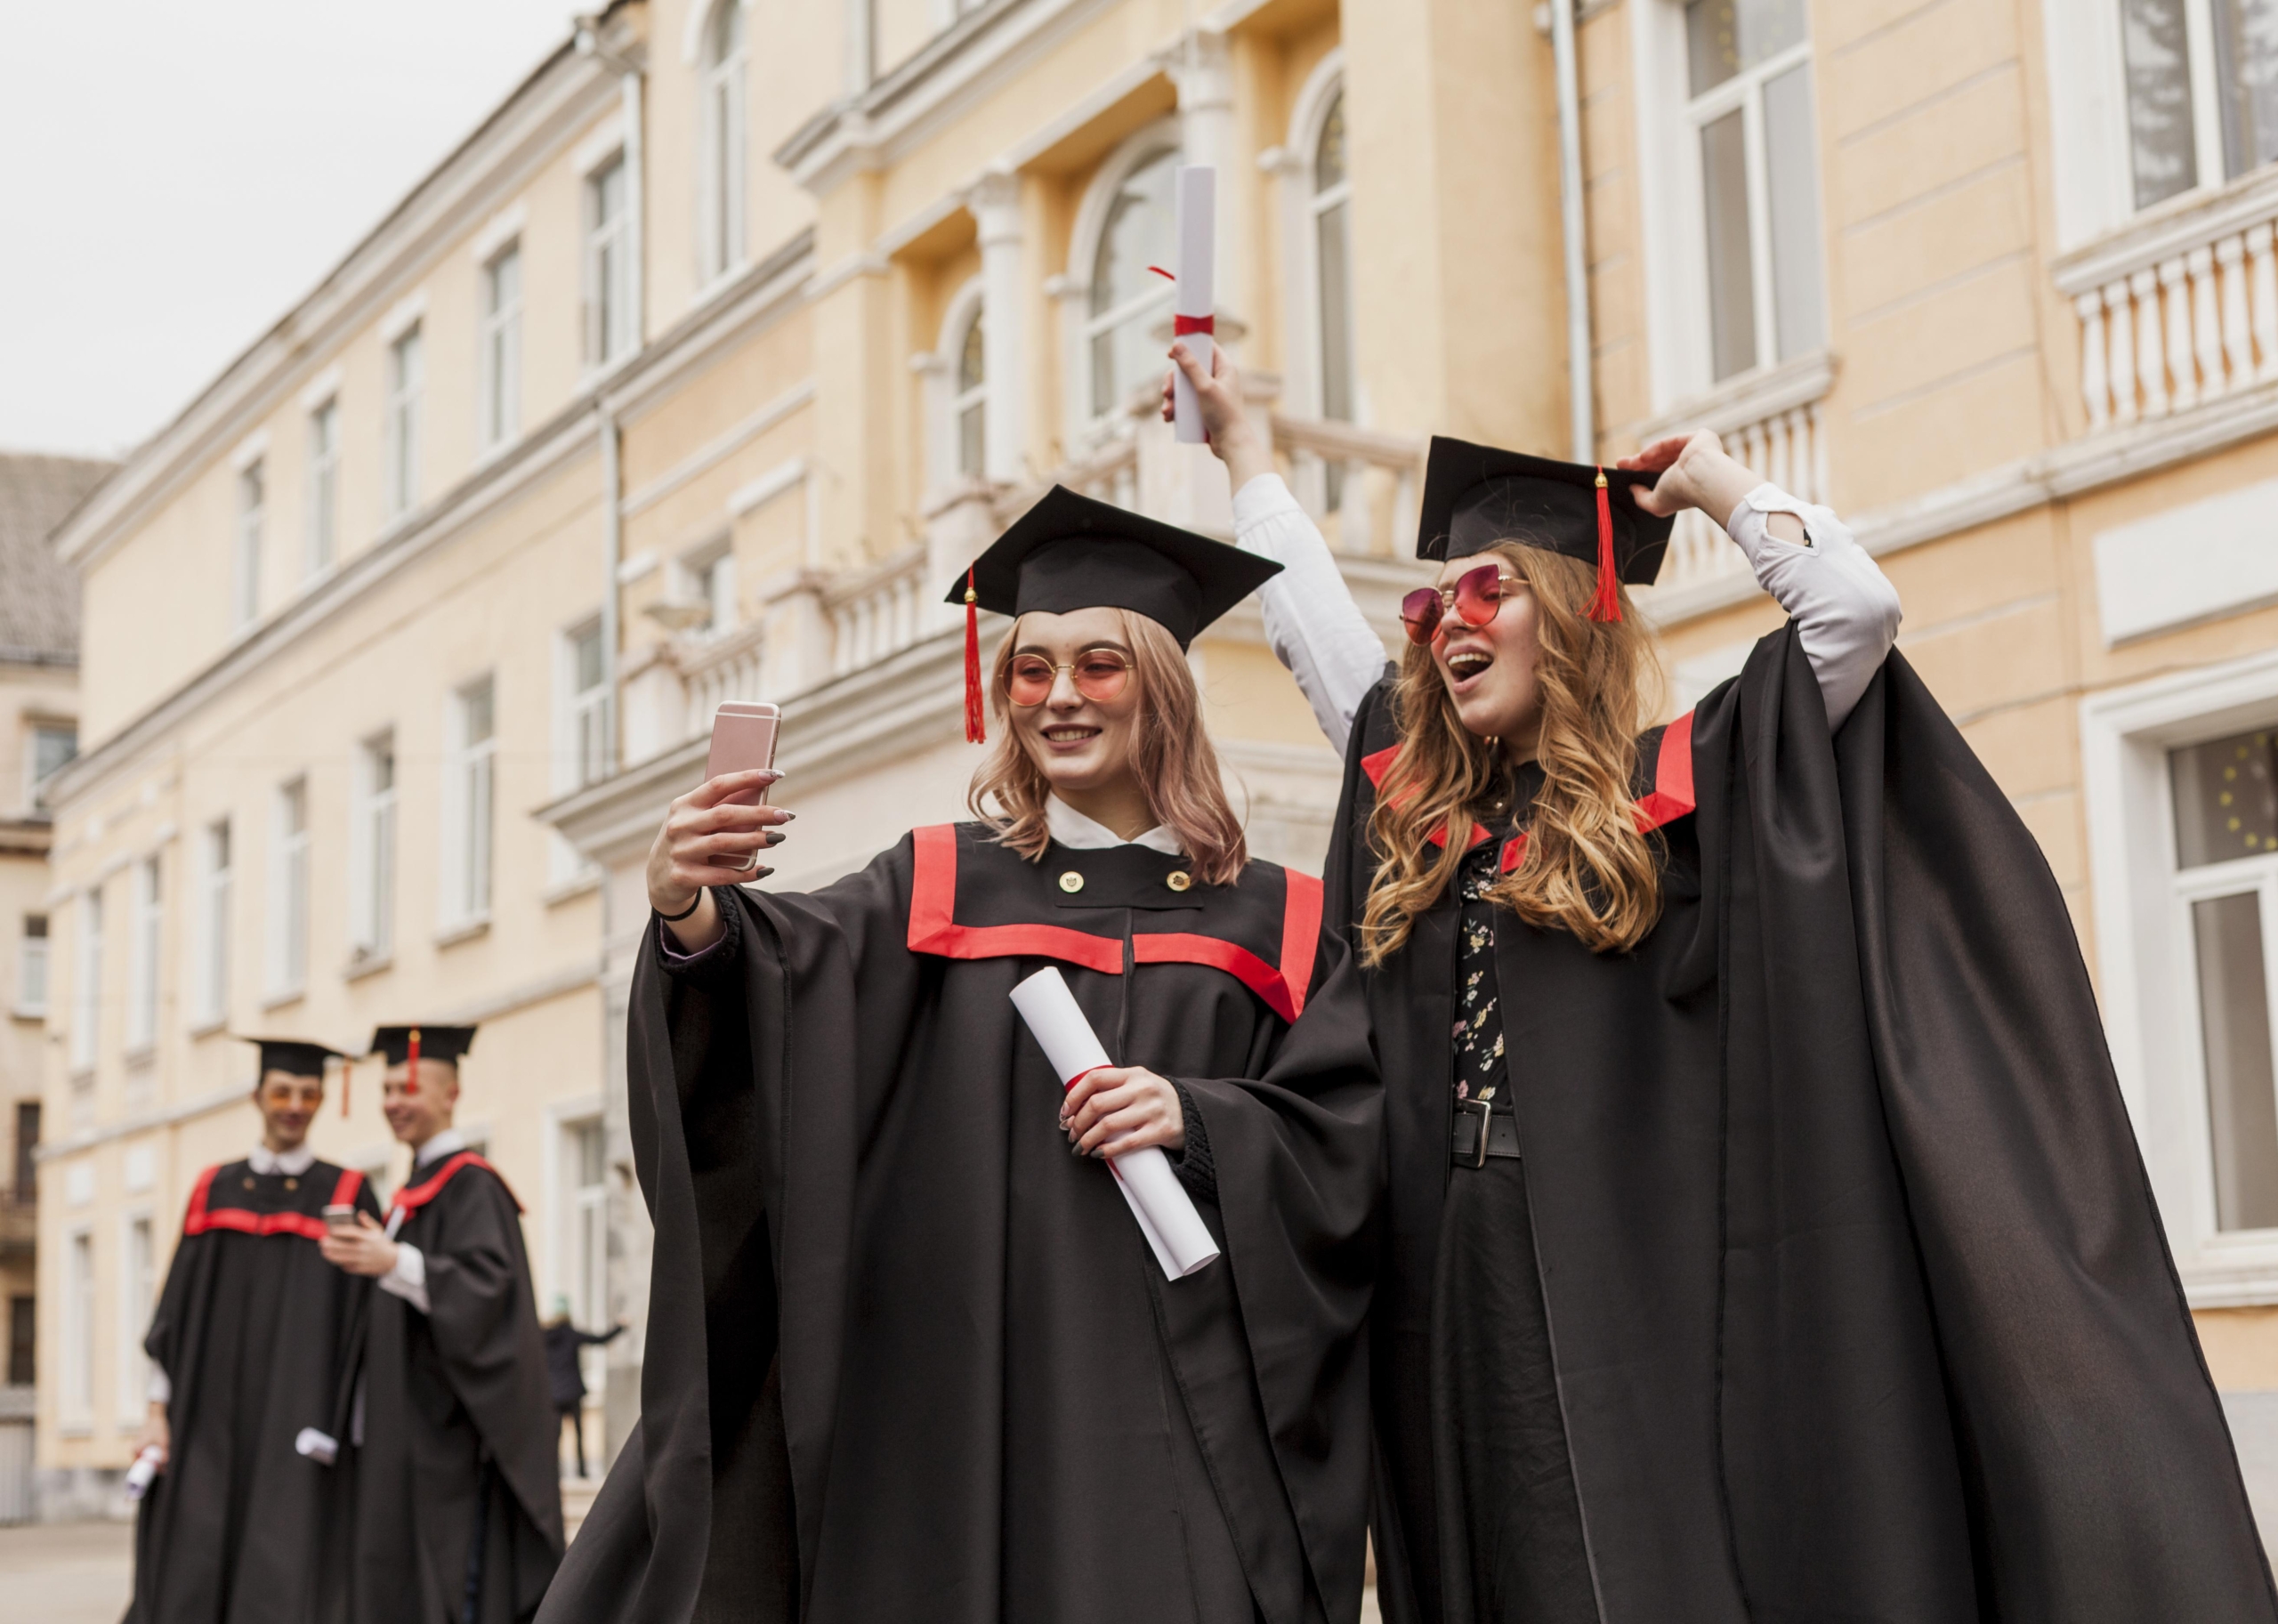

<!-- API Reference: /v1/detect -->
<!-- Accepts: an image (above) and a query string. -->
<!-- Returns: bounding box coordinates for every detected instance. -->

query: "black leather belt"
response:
[1450,1099,1521,1168]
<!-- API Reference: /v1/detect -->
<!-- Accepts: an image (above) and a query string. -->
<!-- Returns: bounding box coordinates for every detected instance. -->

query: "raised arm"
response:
[1620,432,1901,731]
[1167,346,1390,757]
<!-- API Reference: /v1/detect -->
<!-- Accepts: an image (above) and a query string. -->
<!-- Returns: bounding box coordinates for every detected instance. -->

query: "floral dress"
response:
[1452,838,1510,1115]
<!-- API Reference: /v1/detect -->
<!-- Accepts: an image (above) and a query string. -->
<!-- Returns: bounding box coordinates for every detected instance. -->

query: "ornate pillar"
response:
[970,169,1028,488]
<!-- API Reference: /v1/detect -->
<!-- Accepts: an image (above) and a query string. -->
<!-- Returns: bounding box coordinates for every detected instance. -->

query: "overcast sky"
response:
[0,1,583,458]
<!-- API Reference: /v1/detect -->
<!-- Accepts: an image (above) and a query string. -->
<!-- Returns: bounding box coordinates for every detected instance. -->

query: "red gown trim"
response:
[181,1159,359,1242]
[390,1151,521,1220]
[906,825,1320,1021]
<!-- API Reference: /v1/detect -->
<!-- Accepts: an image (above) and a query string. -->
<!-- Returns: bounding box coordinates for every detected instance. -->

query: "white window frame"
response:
[1062,122,1183,441]
[125,854,161,1056]
[233,458,264,633]
[192,819,230,1030]
[350,732,397,966]
[699,0,749,286]
[675,539,738,641]
[384,323,424,521]
[1630,0,1828,411]
[69,886,101,1076]
[1280,53,1353,426]
[2084,645,2278,1305]
[585,151,634,372]
[480,244,524,453]
[927,278,988,492]
[305,398,340,579]
[17,912,48,1018]
[27,720,77,811]
[61,1224,93,1432]
[440,678,497,931]
[551,620,610,888]
[116,1209,154,1422]
[268,777,310,1001]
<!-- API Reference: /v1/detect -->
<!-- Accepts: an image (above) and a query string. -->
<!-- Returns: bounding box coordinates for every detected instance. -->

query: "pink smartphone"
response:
[707,702,781,872]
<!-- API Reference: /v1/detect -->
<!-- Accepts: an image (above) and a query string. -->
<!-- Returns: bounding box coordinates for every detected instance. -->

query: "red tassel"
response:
[1588,469,1621,623]
[407,1027,421,1096]
[963,568,986,744]
[341,1060,350,1118]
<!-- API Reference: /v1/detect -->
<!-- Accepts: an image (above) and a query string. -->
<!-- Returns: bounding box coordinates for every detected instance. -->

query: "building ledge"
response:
[433,917,491,950]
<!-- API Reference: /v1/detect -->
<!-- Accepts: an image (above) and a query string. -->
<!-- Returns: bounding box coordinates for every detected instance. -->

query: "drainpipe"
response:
[600,400,622,777]
[621,68,645,355]
[1549,0,1594,462]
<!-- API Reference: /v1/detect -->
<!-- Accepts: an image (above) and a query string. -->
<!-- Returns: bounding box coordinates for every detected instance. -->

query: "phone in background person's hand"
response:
[322,1204,359,1234]
[707,702,781,871]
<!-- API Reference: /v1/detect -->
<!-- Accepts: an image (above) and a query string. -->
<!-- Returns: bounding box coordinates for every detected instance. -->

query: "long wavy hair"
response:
[967,610,1248,885]
[1360,543,1664,964]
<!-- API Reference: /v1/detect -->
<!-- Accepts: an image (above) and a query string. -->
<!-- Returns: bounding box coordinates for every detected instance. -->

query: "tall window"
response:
[351,733,397,964]
[586,156,633,368]
[14,1103,38,1205]
[117,1215,154,1418]
[951,305,987,478]
[126,856,161,1054]
[193,820,230,1028]
[1312,92,1355,428]
[28,721,76,810]
[385,325,424,520]
[2123,0,2278,209]
[7,1295,30,1387]
[1085,147,1180,420]
[233,460,263,632]
[15,915,45,1017]
[1684,0,1824,384]
[566,1118,607,1332]
[680,546,737,638]
[63,1230,93,1426]
[2174,724,2278,1229]
[445,679,497,926]
[69,888,101,1075]
[565,622,610,792]
[269,778,309,998]
[481,246,523,450]
[700,0,748,281]
[306,398,340,578]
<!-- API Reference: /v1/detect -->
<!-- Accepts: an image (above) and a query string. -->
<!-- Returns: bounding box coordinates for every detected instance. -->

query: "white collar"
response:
[1045,795,1183,857]
[248,1143,317,1176]
[413,1127,467,1168]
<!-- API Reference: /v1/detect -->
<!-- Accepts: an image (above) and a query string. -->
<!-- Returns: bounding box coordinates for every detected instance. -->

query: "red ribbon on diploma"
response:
[1174,313,1215,336]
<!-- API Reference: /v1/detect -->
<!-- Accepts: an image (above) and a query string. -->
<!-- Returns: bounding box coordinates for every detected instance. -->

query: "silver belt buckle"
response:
[1459,1096,1493,1169]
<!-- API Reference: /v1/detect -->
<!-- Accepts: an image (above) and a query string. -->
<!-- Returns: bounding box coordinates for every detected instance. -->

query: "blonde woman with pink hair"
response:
[544,492,1383,1624]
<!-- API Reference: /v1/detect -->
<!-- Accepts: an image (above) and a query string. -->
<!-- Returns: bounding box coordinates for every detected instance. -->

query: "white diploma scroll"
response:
[1170,164,1216,445]
[1009,967,1221,1280]
[124,1445,163,1500]
[295,1426,340,1466]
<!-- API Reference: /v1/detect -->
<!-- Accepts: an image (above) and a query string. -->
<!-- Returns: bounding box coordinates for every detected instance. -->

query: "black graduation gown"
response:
[128,1158,381,1624]
[333,1155,564,1624]
[539,823,1382,1624]
[1338,627,2278,1624]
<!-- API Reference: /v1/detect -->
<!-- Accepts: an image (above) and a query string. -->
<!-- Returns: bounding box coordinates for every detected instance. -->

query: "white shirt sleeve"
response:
[1722,486,1903,731]
[1231,474,1394,757]
[147,1369,171,1405]
[377,1241,430,1313]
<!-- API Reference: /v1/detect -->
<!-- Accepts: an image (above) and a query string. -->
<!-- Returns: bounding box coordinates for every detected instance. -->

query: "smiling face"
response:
[254,1072,325,1152]
[1429,550,1544,750]
[381,1059,459,1151]
[1004,606,1146,800]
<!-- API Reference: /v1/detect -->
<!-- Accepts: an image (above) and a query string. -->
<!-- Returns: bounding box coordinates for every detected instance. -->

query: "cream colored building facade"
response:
[37,0,2278,1523]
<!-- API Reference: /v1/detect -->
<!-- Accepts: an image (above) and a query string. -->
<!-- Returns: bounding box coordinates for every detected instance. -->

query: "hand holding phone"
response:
[322,1204,359,1235]
[707,703,781,873]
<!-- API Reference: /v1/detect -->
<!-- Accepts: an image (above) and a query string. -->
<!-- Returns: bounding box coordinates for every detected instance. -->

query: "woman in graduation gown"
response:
[541,494,1382,1624]
[1171,344,2278,1624]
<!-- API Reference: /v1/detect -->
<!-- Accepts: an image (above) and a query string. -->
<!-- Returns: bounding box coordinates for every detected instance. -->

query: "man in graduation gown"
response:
[319,1025,562,1624]
[127,1038,382,1624]
[541,494,1383,1624]
[1336,440,2278,1620]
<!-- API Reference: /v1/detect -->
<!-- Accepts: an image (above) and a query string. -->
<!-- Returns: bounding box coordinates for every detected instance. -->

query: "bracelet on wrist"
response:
[656,889,707,924]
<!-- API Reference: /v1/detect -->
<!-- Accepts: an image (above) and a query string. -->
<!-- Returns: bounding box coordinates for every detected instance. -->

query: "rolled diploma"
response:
[1171,165,1216,445]
[1009,967,1221,1279]
[124,1444,163,1499]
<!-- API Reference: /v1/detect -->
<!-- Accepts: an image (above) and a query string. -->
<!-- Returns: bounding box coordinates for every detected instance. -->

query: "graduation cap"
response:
[944,484,1282,741]
[369,1025,479,1070]
[1415,437,1676,622]
[243,1037,343,1082]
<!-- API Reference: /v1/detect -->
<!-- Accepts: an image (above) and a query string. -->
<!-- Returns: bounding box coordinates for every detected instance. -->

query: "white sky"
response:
[0,1,584,457]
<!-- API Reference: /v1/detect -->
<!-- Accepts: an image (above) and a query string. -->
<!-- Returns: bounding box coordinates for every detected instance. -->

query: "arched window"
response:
[1312,91,1354,426]
[1082,146,1181,421]
[952,304,986,478]
[700,0,747,282]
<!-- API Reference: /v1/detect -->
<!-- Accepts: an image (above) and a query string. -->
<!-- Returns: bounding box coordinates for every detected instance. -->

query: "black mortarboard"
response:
[944,485,1282,741]
[369,1025,479,1068]
[244,1038,343,1081]
[1416,437,1676,620]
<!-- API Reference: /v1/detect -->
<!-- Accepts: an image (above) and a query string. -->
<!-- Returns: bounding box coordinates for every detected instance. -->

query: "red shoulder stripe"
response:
[1499,832,1530,873]
[1279,869,1322,1019]
[1634,709,1698,832]
[906,823,1125,975]
[1361,745,1401,790]
[330,1166,366,1207]
[181,1164,222,1237]
[181,1163,334,1242]
[1133,934,1297,1024]
[391,1151,521,1219]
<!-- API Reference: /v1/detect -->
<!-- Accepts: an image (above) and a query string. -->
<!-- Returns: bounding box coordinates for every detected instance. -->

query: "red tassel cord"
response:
[406,1027,421,1099]
[342,1059,350,1118]
[1588,469,1622,623]
[963,567,986,744]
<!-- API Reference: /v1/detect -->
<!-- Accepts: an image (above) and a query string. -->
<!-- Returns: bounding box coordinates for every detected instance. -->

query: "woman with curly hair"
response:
[542,491,1382,1624]
[1171,343,2277,1624]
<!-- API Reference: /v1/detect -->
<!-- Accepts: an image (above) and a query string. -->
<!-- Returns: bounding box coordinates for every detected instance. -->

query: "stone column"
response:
[970,169,1028,488]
